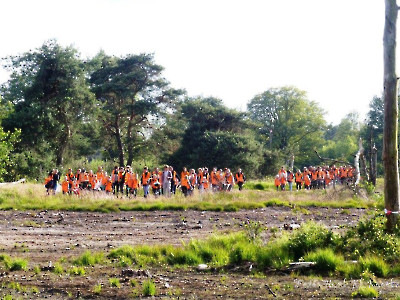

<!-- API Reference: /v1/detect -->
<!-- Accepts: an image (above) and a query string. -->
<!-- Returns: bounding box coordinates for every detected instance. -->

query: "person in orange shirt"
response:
[170,166,179,195]
[66,168,75,193]
[224,169,235,191]
[117,167,126,195]
[234,168,246,191]
[280,173,287,191]
[181,173,191,197]
[151,171,161,197]
[71,178,80,195]
[105,176,113,194]
[287,170,294,191]
[44,171,54,195]
[141,166,151,198]
[96,166,105,190]
[61,176,69,194]
[274,175,281,191]
[81,169,89,190]
[295,170,303,190]
[101,172,109,191]
[210,167,219,192]
[201,172,209,191]
[303,172,311,190]
[75,169,82,188]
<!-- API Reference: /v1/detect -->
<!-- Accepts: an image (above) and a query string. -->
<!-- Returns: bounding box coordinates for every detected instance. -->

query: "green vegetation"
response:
[73,250,104,266]
[0,254,28,271]
[109,278,121,288]
[68,266,85,276]
[93,284,102,294]
[351,285,379,298]
[0,182,378,213]
[142,280,156,297]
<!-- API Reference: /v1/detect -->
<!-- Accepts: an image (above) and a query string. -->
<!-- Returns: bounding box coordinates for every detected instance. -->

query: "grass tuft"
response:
[142,279,156,296]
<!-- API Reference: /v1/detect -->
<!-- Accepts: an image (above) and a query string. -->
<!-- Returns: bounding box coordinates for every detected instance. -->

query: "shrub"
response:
[304,248,344,274]
[351,285,378,298]
[360,255,389,278]
[142,279,156,297]
[53,262,63,274]
[93,283,102,294]
[7,258,28,271]
[74,250,104,266]
[339,215,400,261]
[68,266,85,276]
[287,221,337,260]
[109,278,120,288]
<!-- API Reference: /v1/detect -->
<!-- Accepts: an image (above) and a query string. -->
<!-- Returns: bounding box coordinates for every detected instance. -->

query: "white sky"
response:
[0,0,390,124]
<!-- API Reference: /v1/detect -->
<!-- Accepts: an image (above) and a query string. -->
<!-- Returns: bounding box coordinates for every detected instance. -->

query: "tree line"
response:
[0,40,385,181]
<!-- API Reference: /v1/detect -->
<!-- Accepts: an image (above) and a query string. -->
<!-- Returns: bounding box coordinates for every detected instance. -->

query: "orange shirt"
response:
[295,173,303,183]
[105,179,112,192]
[62,180,69,193]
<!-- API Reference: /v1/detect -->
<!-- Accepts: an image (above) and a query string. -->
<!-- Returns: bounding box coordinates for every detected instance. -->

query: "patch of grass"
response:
[0,182,377,213]
[304,248,344,274]
[68,266,85,276]
[53,262,63,274]
[93,283,102,294]
[33,265,41,275]
[142,279,156,297]
[109,278,120,288]
[351,285,378,298]
[360,255,389,278]
[3,257,28,271]
[337,262,362,279]
[73,250,104,266]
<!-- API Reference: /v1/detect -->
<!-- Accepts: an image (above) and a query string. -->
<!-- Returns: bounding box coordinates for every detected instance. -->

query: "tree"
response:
[1,40,95,166]
[320,113,360,163]
[383,0,399,232]
[0,97,20,181]
[166,97,264,176]
[89,53,183,166]
[247,86,326,169]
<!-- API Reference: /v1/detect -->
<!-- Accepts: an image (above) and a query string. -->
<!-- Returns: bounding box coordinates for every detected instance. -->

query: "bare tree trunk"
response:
[114,116,125,166]
[56,124,70,167]
[383,0,400,232]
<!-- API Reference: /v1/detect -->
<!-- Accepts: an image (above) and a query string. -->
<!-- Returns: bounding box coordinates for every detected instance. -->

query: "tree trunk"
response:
[114,117,125,166]
[56,124,70,167]
[383,0,399,232]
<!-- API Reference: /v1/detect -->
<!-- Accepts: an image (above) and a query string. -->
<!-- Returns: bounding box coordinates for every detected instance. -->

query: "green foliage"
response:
[52,262,63,274]
[339,215,400,261]
[89,52,182,166]
[0,97,20,182]
[166,97,264,177]
[351,285,378,298]
[359,255,389,277]
[0,254,28,271]
[109,278,121,288]
[2,39,96,166]
[142,280,156,297]
[304,248,344,274]
[73,250,104,266]
[68,266,86,276]
[287,222,337,260]
[93,284,102,294]
[247,86,326,169]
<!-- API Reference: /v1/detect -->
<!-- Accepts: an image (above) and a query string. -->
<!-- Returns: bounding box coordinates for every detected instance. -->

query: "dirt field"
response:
[0,207,399,299]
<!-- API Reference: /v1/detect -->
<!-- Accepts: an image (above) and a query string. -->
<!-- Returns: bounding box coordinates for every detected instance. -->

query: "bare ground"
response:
[0,207,398,299]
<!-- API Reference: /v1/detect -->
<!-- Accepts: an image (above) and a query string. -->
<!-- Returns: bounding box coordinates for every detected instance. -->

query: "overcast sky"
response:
[0,0,391,124]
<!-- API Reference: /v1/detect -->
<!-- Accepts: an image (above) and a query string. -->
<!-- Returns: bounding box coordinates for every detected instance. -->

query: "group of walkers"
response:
[44,165,247,197]
[274,165,356,191]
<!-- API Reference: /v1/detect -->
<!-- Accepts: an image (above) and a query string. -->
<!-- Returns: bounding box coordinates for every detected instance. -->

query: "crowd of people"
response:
[44,165,247,197]
[274,165,356,191]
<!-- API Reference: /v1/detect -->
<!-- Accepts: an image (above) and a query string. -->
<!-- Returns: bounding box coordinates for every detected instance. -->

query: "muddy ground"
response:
[0,207,399,299]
